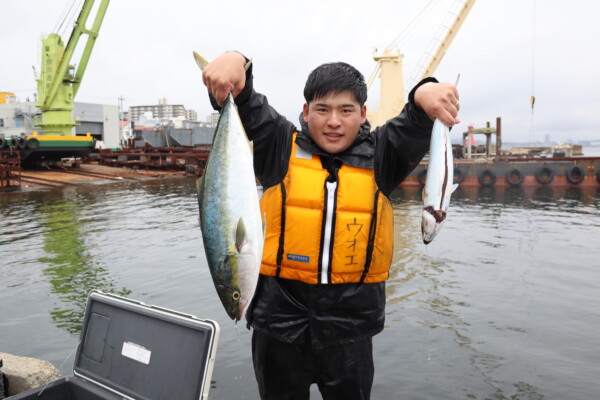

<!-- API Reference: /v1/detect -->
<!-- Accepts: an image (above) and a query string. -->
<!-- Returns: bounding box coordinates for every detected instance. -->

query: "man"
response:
[203,51,459,399]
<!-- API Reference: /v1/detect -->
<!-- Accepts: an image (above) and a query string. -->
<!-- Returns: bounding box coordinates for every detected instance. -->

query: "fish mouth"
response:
[421,207,447,245]
[233,307,247,325]
[234,307,245,322]
[232,298,250,322]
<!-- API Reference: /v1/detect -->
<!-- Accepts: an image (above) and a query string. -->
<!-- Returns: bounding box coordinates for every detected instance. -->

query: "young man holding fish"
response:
[202,51,459,400]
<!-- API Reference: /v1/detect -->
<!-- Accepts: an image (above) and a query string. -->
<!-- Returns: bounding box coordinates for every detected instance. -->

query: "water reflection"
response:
[38,189,130,334]
[385,189,420,303]
[384,186,552,399]
[460,185,598,207]
[137,176,197,198]
[370,184,598,213]
[3,177,597,398]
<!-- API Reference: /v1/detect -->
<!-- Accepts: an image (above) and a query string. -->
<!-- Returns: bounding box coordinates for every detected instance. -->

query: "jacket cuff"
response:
[235,54,253,107]
[208,51,254,111]
[407,77,439,112]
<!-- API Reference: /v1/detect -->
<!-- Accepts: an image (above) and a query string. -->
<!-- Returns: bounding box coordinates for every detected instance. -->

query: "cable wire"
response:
[529,0,537,143]
[386,0,440,50]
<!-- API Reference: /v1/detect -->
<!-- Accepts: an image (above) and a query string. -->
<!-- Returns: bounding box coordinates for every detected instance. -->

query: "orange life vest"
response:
[259,133,394,284]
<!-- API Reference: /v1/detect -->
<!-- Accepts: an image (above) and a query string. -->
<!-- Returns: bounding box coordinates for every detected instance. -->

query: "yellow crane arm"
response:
[419,0,476,81]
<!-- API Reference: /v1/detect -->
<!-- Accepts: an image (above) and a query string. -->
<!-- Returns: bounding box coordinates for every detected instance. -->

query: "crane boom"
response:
[419,0,476,81]
[367,0,475,128]
[36,0,110,135]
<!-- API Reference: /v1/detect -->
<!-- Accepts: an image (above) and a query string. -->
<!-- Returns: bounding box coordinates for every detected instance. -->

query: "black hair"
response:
[303,62,367,106]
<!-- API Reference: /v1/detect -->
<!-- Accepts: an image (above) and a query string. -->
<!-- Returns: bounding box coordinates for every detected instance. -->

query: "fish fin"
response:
[195,175,205,211]
[451,183,459,193]
[235,217,247,253]
[193,51,209,71]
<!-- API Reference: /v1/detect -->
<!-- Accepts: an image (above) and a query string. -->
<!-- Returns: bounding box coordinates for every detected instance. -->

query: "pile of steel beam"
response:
[99,146,211,175]
[0,151,21,188]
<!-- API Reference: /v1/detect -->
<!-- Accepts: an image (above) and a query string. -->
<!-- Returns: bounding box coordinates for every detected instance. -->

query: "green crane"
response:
[35,0,110,135]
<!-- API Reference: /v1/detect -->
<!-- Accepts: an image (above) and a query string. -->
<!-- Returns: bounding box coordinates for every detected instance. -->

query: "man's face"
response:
[302,90,367,154]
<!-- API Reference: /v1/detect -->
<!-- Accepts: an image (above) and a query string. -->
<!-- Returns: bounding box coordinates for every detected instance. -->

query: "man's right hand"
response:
[202,51,247,106]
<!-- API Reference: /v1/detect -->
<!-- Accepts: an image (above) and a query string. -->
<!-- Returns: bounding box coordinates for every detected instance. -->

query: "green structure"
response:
[35,0,110,135]
[6,0,112,164]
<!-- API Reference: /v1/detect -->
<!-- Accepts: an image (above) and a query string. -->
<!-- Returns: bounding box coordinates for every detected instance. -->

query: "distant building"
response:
[74,102,120,148]
[207,112,219,126]
[0,92,17,104]
[128,98,185,122]
[128,98,198,124]
[186,109,198,121]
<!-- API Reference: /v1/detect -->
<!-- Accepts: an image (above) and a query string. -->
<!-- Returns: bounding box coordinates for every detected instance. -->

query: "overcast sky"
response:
[2,0,598,143]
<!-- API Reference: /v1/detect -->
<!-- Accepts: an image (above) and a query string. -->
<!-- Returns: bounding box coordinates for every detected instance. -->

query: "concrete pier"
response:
[0,353,61,397]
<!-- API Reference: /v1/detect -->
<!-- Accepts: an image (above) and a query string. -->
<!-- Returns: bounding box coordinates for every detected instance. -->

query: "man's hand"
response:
[202,52,247,106]
[414,82,460,127]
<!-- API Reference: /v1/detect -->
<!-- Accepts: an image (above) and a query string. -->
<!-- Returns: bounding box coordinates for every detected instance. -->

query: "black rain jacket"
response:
[209,60,435,348]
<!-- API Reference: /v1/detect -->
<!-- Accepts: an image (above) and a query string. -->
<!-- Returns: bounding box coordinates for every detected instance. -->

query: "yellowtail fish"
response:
[194,52,263,321]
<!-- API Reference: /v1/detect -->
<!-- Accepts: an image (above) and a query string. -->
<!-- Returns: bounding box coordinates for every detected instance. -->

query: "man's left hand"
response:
[414,82,460,126]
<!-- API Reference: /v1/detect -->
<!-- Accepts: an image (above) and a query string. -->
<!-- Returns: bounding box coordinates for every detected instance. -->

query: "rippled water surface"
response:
[1,177,599,399]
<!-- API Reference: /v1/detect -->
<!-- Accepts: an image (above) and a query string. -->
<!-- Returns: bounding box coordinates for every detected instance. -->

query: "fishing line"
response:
[36,340,81,397]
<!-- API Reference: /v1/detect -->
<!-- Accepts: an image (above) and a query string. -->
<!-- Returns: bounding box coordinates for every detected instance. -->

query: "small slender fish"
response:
[194,52,263,321]
[421,118,458,244]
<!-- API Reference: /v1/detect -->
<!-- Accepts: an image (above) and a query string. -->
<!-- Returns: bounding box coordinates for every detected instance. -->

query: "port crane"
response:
[367,0,476,128]
[35,0,110,136]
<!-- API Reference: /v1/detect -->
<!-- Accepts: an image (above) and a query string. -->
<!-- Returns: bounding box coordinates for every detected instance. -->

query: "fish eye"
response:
[232,291,240,301]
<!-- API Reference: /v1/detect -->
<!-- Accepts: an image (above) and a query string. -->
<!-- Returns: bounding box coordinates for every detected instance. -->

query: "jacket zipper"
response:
[275,182,287,277]
[320,181,337,284]
[360,189,380,283]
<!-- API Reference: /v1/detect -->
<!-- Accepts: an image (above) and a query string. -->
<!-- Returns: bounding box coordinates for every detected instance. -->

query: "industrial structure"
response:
[366,0,599,188]
[3,0,599,189]
[0,0,110,166]
[402,117,600,188]
[0,100,119,153]
[367,0,476,128]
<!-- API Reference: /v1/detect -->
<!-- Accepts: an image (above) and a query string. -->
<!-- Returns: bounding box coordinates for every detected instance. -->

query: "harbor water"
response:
[1,174,599,399]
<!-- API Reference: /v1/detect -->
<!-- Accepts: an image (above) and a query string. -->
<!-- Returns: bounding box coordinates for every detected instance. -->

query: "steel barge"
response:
[401,118,600,188]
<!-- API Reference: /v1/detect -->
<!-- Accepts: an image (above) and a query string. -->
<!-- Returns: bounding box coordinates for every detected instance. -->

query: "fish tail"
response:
[193,51,209,71]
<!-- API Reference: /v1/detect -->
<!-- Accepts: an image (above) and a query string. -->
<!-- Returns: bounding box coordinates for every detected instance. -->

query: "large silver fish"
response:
[194,52,263,321]
[421,119,458,244]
